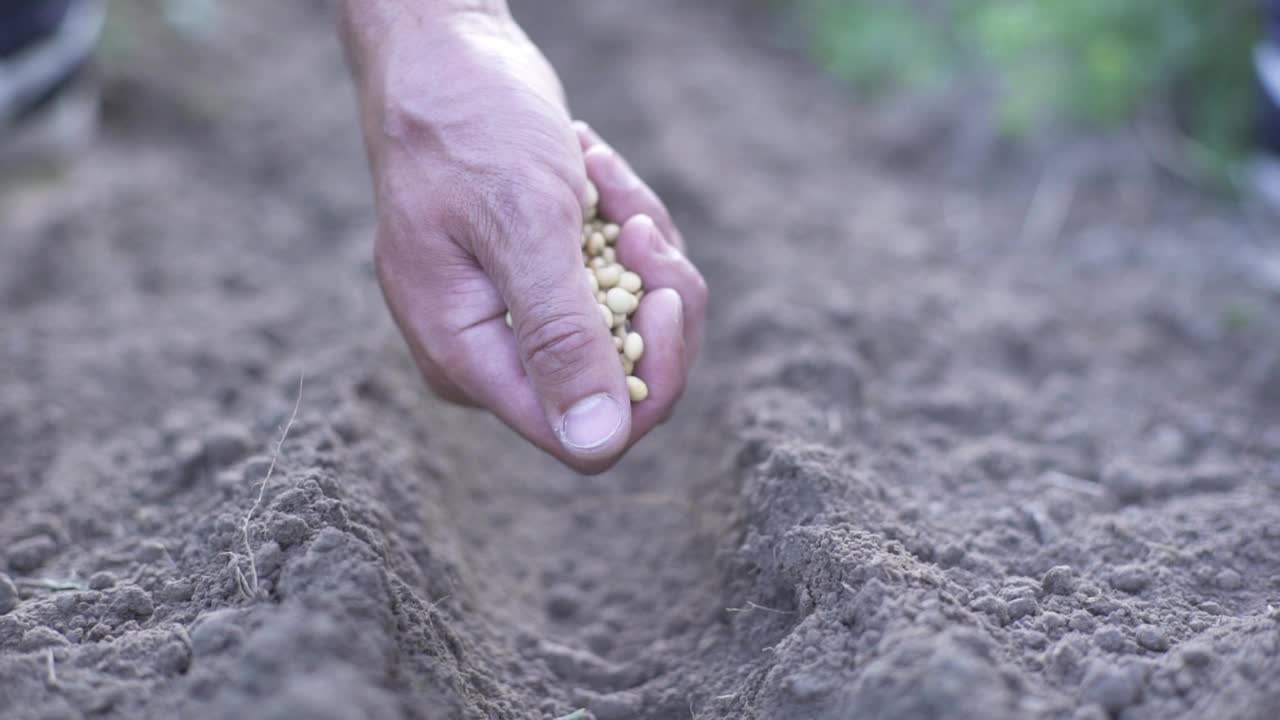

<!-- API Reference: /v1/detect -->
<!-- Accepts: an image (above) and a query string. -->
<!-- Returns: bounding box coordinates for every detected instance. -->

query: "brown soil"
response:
[3,2,1280,719]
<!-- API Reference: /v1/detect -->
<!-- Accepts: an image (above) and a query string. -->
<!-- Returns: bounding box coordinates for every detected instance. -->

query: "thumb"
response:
[495,216,632,463]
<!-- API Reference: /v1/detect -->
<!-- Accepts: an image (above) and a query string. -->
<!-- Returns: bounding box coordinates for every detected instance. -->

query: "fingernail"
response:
[559,393,625,451]
[587,146,641,190]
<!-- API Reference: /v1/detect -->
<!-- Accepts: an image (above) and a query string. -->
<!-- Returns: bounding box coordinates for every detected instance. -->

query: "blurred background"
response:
[779,0,1268,191]
[2,0,1277,197]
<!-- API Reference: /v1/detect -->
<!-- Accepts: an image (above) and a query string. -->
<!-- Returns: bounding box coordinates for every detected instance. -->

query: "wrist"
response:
[340,0,511,61]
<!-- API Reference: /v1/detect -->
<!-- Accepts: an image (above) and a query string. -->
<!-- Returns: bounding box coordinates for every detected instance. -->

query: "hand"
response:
[341,3,707,473]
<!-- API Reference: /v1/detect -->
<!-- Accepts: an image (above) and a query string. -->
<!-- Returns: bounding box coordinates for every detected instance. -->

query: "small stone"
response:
[191,608,245,656]
[1068,610,1097,633]
[204,422,251,466]
[1093,626,1127,653]
[0,573,18,615]
[1108,564,1150,594]
[88,572,117,590]
[1042,565,1076,596]
[6,535,57,573]
[137,539,168,563]
[1080,661,1141,713]
[1007,597,1039,621]
[1135,624,1169,652]
[1178,642,1214,667]
[546,584,580,621]
[1041,611,1067,633]
[1215,568,1244,591]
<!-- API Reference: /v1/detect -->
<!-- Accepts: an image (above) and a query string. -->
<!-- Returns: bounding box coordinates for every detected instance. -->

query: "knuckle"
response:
[519,311,597,386]
[469,170,581,252]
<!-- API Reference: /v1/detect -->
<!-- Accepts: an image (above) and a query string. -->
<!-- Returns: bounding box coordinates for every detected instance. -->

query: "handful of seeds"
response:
[506,180,649,403]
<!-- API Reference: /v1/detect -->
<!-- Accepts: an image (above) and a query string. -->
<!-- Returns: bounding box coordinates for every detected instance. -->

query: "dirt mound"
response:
[3,1,1279,719]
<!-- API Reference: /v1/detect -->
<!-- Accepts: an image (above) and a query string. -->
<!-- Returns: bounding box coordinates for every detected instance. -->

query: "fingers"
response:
[626,288,688,442]
[481,211,633,468]
[614,214,708,366]
[573,121,685,252]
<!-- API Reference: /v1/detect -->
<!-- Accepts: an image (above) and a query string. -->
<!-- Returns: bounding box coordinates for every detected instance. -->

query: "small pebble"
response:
[88,572,117,591]
[1215,568,1244,591]
[0,573,18,615]
[1042,565,1076,596]
[1108,565,1150,594]
[1135,624,1169,652]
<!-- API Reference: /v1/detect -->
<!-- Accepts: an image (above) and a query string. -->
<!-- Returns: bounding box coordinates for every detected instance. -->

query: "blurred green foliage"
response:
[783,0,1259,173]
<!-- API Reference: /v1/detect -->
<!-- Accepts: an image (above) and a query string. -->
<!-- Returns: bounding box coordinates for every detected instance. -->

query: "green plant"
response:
[781,0,1259,179]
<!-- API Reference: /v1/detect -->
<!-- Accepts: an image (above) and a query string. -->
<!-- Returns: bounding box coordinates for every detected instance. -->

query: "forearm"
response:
[339,0,510,64]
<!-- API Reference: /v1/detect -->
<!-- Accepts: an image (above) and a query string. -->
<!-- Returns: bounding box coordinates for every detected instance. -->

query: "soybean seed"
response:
[618,271,642,293]
[595,264,622,289]
[622,357,634,374]
[505,311,513,328]
[623,332,644,361]
[603,223,620,242]
[606,287,638,316]
[599,303,614,328]
[626,375,649,402]
[587,232,606,255]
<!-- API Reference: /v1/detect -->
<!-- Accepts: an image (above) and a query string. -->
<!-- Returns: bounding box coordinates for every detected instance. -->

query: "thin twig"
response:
[233,375,304,600]
[726,600,793,614]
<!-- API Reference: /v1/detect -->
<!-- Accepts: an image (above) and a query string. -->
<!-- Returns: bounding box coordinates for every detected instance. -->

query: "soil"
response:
[3,1,1280,719]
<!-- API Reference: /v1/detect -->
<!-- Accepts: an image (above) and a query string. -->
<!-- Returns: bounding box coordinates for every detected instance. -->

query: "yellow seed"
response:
[613,335,624,351]
[634,290,644,302]
[623,332,644,361]
[626,375,649,402]
[505,311,513,328]
[603,223,620,242]
[599,303,613,328]
[606,287,638,316]
[602,247,616,264]
[595,290,607,303]
[587,232,606,256]
[586,267,599,292]
[584,181,599,218]
[595,264,622,289]
[618,271,642,293]
[589,256,608,270]
[622,357,634,374]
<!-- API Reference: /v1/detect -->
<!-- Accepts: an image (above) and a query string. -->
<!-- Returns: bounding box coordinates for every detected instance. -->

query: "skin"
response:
[340,0,708,473]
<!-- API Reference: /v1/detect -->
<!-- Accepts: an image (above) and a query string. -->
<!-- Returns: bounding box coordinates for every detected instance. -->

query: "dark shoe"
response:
[0,0,105,170]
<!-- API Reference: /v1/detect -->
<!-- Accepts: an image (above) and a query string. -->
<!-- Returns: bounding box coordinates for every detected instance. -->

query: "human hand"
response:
[341,2,707,473]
